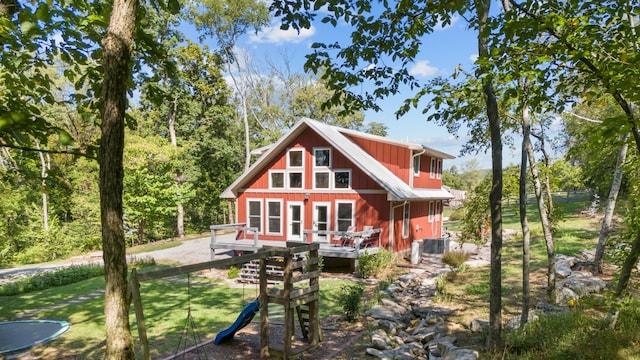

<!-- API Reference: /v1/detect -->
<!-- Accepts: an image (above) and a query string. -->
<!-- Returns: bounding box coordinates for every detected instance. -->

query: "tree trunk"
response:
[137,218,145,246]
[168,95,185,238]
[520,106,531,328]
[537,124,554,219]
[594,134,628,272]
[99,0,137,358]
[477,0,503,351]
[37,142,50,232]
[525,133,556,303]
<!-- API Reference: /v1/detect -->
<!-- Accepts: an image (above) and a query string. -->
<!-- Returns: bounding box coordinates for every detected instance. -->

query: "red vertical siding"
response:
[347,135,411,184]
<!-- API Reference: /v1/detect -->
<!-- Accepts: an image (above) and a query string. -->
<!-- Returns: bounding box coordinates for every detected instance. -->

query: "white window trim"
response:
[430,158,436,179]
[335,200,356,231]
[287,170,304,189]
[436,159,442,179]
[402,202,410,239]
[333,169,352,190]
[313,147,332,168]
[413,156,420,177]
[269,170,285,189]
[428,201,434,223]
[287,148,305,168]
[247,198,263,234]
[313,171,331,190]
[435,201,441,221]
[266,199,283,235]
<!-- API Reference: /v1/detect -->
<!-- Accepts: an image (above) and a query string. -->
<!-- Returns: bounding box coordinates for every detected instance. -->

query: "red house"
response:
[216,118,454,262]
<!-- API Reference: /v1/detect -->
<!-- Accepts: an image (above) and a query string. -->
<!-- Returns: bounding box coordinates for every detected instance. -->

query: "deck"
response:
[209,224,382,260]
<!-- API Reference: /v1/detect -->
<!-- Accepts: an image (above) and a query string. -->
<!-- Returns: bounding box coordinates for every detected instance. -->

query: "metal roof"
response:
[221,117,455,201]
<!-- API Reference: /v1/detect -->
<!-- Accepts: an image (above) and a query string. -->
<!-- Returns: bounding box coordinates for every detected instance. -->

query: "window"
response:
[428,201,434,223]
[267,200,282,235]
[289,172,303,188]
[403,202,410,239]
[314,148,331,167]
[336,201,354,231]
[435,201,441,221]
[413,156,420,176]
[269,171,285,189]
[314,172,330,189]
[430,158,436,179]
[287,149,304,168]
[436,159,442,179]
[334,170,351,189]
[247,199,262,232]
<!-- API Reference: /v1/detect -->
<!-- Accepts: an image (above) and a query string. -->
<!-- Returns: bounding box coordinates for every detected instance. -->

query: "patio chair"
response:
[334,225,356,247]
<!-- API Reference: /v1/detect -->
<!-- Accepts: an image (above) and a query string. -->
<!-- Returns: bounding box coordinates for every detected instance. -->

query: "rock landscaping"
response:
[361,238,611,360]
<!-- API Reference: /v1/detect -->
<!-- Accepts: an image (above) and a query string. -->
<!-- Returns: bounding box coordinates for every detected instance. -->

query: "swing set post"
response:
[128,268,150,360]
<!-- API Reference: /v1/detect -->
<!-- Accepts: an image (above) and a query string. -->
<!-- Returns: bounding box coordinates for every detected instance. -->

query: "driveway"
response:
[0,233,236,283]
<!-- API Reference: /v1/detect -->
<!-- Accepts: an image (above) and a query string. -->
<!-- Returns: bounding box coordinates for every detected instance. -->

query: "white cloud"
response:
[409,60,438,77]
[250,21,316,44]
[469,54,478,62]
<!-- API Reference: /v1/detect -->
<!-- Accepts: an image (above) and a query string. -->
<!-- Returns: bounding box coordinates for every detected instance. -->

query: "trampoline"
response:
[0,320,70,355]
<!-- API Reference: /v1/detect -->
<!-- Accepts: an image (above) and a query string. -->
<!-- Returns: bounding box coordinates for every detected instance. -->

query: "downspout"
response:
[389,200,408,251]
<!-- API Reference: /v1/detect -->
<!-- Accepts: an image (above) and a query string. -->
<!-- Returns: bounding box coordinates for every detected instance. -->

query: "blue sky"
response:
[190,12,524,170]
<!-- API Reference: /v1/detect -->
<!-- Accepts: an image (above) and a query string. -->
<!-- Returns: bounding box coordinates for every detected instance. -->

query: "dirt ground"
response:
[165,320,366,360]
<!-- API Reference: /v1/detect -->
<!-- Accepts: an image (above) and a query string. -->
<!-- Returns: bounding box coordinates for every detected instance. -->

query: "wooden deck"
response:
[209,224,382,260]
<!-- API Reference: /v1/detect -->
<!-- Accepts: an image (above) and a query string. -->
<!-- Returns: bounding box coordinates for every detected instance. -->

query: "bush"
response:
[0,264,105,296]
[228,266,240,279]
[357,248,396,279]
[339,282,365,322]
[442,250,471,271]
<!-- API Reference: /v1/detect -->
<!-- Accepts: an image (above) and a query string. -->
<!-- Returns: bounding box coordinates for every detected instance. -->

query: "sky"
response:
[188,10,525,170]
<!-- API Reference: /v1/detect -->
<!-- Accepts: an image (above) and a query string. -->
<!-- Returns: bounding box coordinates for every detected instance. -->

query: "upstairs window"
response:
[289,172,303,188]
[287,148,304,168]
[314,172,330,189]
[413,156,420,176]
[334,170,351,189]
[314,148,331,167]
[430,158,436,179]
[269,171,285,189]
[436,159,442,179]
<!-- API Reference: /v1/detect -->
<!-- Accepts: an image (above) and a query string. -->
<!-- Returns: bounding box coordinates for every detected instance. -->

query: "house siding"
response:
[347,135,412,184]
[235,127,391,245]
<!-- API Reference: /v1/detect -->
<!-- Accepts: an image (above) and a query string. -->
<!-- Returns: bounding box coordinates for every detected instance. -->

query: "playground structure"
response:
[128,242,321,360]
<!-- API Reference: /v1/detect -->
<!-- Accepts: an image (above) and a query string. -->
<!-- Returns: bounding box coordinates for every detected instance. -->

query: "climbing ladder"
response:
[259,243,321,359]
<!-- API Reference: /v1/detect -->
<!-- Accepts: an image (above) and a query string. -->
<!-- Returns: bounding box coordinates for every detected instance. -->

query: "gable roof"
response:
[221,117,455,201]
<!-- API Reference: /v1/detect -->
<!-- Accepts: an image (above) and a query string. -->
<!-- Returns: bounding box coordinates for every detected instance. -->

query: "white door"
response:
[312,202,330,242]
[287,202,304,241]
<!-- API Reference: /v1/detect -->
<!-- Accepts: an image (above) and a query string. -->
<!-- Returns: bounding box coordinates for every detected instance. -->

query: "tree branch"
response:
[0,143,96,160]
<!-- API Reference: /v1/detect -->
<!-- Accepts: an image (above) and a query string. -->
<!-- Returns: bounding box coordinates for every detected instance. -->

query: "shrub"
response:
[442,250,471,271]
[228,266,240,279]
[357,248,396,279]
[339,282,365,322]
[0,264,105,296]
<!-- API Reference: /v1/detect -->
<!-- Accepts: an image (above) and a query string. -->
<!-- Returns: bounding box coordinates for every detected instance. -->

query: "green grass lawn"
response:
[1,270,353,359]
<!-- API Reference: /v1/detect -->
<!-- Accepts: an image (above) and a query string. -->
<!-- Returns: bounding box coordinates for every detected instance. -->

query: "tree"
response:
[99,0,138,357]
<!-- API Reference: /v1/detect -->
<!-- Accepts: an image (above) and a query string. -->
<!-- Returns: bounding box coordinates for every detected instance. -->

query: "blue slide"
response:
[214,298,260,345]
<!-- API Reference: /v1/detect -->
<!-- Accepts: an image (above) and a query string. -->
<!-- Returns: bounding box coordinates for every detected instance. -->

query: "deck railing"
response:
[302,228,381,249]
